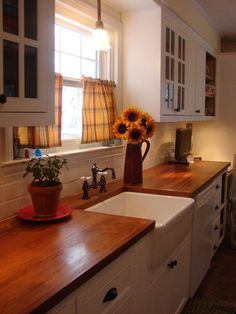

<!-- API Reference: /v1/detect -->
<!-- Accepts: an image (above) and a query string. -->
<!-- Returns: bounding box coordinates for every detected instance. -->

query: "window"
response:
[55,23,99,142]
[6,2,121,162]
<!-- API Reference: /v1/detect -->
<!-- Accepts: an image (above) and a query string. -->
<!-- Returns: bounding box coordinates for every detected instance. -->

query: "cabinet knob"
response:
[215,205,219,210]
[195,110,201,113]
[216,184,220,189]
[215,225,219,231]
[103,287,118,303]
[213,245,218,250]
[0,94,7,104]
[167,260,178,269]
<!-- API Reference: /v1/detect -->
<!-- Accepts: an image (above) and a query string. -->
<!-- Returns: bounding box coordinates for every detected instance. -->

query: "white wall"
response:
[192,53,236,167]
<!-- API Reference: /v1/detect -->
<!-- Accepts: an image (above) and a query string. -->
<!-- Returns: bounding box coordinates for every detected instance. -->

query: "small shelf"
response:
[205,52,216,116]
[206,74,215,81]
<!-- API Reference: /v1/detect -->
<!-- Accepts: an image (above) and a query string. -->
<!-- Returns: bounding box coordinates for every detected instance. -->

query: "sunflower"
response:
[127,123,146,144]
[121,106,141,123]
[113,118,128,139]
[144,117,155,139]
[140,112,152,128]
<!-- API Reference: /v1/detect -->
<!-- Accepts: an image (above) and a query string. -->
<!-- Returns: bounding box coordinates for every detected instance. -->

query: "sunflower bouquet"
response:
[113,106,155,144]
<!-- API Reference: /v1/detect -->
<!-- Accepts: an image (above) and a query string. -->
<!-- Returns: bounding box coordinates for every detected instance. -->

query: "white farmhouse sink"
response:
[86,192,194,267]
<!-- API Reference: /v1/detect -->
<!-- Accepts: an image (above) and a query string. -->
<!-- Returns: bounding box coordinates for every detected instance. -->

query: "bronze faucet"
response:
[91,163,116,189]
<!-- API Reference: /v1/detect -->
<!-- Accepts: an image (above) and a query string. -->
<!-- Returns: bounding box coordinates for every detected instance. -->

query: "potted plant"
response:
[23,155,68,217]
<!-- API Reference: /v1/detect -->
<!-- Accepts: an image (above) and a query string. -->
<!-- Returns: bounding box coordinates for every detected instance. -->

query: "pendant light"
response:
[92,0,111,51]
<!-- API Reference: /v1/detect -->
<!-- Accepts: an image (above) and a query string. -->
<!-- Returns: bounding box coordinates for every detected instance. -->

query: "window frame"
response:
[54,16,112,151]
[3,0,122,163]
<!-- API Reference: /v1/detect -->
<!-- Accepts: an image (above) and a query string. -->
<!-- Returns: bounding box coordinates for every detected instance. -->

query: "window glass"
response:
[55,23,99,141]
[60,53,81,78]
[62,84,82,140]
[82,34,96,59]
[60,27,81,55]
[81,59,97,77]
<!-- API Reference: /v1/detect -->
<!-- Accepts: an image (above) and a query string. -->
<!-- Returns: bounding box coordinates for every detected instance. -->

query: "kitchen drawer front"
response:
[213,177,222,215]
[77,250,133,314]
[212,215,221,254]
[47,294,76,314]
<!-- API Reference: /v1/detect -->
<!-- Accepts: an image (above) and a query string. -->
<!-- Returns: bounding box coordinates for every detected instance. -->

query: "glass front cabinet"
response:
[0,0,54,126]
[162,22,188,116]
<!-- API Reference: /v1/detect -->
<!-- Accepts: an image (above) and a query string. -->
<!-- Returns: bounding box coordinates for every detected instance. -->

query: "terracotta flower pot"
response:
[28,183,63,217]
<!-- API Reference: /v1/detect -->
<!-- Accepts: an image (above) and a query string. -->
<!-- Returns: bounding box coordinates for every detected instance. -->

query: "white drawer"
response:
[212,215,221,251]
[77,250,133,314]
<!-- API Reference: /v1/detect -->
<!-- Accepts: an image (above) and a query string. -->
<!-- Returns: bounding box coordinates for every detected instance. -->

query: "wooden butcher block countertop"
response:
[62,161,230,210]
[0,210,154,314]
[0,160,230,314]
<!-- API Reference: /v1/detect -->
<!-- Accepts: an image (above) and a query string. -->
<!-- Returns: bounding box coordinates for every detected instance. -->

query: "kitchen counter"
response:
[62,161,230,210]
[0,161,230,314]
[0,210,154,314]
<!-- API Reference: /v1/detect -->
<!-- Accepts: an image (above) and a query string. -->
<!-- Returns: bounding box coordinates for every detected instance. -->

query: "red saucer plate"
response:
[17,205,73,222]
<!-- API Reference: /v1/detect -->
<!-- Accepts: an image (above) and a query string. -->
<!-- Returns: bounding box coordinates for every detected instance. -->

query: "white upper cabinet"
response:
[188,40,205,117]
[0,0,54,126]
[123,6,216,122]
[161,14,190,117]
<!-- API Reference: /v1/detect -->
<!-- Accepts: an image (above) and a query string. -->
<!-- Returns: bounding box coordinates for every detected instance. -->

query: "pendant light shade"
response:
[93,0,111,51]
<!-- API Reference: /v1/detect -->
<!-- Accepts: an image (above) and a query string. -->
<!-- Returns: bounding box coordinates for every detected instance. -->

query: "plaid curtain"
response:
[81,77,116,143]
[15,73,62,148]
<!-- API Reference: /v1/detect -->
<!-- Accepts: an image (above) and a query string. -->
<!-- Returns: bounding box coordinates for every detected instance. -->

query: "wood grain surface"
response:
[0,210,154,314]
[62,161,230,209]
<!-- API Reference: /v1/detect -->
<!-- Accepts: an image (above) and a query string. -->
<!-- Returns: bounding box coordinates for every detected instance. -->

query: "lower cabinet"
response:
[211,171,227,257]
[138,234,191,314]
[48,232,191,314]
[76,249,133,314]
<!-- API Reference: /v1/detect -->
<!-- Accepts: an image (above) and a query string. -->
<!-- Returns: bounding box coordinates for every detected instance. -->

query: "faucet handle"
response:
[98,173,107,193]
[98,171,107,176]
[80,176,91,200]
[80,176,91,181]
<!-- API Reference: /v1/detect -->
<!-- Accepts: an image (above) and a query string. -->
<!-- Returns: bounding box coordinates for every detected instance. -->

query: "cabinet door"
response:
[162,17,188,117]
[164,235,190,314]
[0,0,54,126]
[141,265,165,314]
[188,41,205,116]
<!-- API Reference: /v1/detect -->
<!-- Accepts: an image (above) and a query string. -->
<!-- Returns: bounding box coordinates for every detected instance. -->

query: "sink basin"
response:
[86,192,194,267]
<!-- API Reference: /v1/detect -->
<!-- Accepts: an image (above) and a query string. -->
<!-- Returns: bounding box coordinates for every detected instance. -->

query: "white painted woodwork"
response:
[0,0,54,126]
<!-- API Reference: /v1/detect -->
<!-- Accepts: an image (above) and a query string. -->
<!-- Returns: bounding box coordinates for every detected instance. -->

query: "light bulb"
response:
[92,27,111,51]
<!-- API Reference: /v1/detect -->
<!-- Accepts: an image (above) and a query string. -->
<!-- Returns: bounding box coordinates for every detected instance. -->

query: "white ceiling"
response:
[103,0,236,37]
[194,0,236,37]
[102,0,157,13]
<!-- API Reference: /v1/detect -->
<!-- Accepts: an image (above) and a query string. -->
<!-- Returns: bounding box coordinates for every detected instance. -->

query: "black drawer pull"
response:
[167,260,178,269]
[103,287,118,303]
[0,94,7,104]
[215,205,219,210]
[215,225,219,231]
[195,110,201,113]
[216,184,220,189]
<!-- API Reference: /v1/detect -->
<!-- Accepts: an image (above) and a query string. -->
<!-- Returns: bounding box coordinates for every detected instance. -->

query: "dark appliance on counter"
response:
[169,128,192,164]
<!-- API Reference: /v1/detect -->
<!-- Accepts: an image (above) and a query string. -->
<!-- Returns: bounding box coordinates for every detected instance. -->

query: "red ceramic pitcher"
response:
[123,140,150,184]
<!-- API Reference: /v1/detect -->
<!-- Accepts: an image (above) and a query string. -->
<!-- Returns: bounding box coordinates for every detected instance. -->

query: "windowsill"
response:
[1,144,125,168]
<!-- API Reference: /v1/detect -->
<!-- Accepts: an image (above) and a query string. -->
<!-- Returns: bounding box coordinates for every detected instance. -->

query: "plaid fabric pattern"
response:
[15,73,62,148]
[81,77,116,143]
